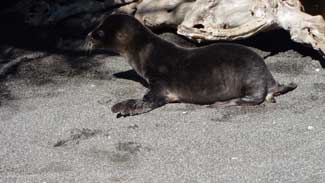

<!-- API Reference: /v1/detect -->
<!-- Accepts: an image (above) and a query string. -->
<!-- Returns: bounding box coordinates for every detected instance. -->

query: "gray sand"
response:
[0,43,324,182]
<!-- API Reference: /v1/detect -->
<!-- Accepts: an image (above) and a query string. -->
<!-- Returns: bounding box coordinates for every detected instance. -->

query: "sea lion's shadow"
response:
[113,70,149,88]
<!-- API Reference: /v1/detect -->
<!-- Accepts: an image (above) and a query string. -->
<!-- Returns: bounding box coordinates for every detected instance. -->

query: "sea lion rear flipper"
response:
[273,82,297,96]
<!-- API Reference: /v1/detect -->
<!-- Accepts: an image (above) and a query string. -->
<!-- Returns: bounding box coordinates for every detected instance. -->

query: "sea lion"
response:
[85,14,297,117]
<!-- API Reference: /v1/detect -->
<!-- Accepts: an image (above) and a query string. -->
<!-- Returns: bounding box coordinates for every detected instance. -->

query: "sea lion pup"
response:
[86,14,297,117]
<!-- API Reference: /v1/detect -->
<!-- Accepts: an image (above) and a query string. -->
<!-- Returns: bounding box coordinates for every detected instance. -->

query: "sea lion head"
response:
[85,14,143,54]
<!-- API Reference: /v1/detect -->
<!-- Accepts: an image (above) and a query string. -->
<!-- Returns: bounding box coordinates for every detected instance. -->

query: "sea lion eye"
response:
[94,30,105,39]
[98,30,105,38]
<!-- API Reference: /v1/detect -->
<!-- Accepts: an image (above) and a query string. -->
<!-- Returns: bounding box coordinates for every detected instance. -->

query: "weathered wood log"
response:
[135,0,193,28]
[3,0,325,58]
[135,0,325,58]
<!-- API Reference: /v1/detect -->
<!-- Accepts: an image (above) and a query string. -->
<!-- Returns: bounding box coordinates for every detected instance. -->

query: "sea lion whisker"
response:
[88,42,93,55]
[83,39,94,56]
[82,39,89,54]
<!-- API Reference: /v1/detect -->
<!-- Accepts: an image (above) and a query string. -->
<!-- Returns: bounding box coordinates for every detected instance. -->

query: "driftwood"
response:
[135,0,325,58]
[2,0,325,57]
[135,0,193,28]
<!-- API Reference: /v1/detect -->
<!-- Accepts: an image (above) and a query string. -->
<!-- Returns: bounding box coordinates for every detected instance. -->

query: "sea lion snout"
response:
[83,36,93,54]
[86,26,126,54]
[88,30,105,41]
[83,30,106,54]
[86,31,103,45]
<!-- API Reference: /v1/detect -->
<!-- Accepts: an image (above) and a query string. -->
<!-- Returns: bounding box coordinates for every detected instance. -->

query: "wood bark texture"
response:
[136,0,325,57]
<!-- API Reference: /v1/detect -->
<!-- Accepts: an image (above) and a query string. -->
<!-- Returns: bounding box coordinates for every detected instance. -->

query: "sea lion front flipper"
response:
[111,91,167,118]
[111,99,151,118]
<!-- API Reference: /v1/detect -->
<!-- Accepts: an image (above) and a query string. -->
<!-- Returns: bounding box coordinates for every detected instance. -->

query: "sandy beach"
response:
[0,33,324,183]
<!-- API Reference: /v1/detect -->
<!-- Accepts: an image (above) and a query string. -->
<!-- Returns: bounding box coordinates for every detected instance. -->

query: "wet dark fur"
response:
[86,14,297,117]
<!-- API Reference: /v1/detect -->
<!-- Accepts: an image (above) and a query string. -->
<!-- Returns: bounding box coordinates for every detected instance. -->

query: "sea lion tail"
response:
[273,82,297,96]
